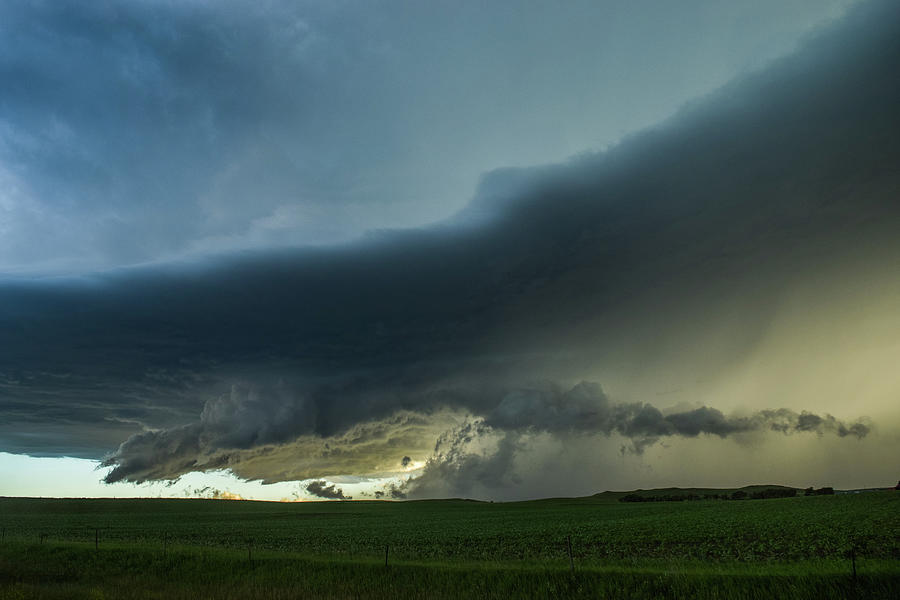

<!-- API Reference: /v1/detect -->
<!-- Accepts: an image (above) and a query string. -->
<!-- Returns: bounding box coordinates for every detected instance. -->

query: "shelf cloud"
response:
[0,0,897,498]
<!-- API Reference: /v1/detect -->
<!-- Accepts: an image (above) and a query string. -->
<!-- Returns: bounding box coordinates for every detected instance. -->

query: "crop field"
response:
[0,489,898,599]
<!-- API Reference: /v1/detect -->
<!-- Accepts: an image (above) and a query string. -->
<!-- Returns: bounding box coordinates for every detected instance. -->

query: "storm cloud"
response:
[0,0,898,496]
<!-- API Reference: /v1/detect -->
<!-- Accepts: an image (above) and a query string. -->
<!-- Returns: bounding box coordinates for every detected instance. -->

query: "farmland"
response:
[1,488,898,598]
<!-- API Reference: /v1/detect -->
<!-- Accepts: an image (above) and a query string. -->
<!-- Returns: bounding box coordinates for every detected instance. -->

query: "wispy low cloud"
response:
[306,480,350,500]
[483,382,870,452]
[374,484,407,500]
[183,485,245,501]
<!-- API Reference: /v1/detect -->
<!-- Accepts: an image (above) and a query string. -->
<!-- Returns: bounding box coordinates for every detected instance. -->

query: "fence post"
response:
[567,536,574,573]
[385,544,389,567]
[95,528,99,552]
[164,532,168,557]
[851,547,857,581]
[248,540,253,564]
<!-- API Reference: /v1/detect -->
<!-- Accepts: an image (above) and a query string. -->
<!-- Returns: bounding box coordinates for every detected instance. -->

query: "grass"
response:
[0,490,898,598]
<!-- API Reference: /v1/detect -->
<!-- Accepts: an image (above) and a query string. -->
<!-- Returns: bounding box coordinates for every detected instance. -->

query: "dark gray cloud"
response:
[484,382,869,445]
[0,0,897,492]
[306,480,350,500]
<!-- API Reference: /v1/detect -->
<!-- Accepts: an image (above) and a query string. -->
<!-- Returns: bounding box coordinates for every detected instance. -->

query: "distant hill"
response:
[592,485,799,503]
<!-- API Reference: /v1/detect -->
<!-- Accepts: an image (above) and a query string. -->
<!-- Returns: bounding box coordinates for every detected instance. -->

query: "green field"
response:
[1,489,898,599]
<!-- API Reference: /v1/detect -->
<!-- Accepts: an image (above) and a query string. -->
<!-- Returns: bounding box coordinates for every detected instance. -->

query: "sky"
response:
[1,0,898,501]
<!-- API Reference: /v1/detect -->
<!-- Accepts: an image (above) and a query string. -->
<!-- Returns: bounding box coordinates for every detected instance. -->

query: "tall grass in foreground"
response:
[0,540,898,599]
